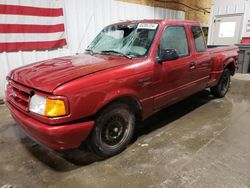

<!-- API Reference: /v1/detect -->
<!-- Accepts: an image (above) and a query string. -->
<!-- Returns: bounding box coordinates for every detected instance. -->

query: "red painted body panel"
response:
[10,53,133,93]
[6,101,94,150]
[5,19,239,150]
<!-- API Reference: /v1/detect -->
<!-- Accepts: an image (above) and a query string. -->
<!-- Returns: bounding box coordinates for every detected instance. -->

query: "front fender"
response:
[92,87,141,114]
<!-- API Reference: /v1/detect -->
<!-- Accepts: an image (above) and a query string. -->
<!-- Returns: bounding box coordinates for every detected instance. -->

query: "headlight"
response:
[29,95,67,117]
[29,95,47,115]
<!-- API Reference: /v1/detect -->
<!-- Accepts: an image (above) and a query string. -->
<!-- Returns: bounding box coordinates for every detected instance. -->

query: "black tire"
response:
[89,103,135,158]
[211,68,231,98]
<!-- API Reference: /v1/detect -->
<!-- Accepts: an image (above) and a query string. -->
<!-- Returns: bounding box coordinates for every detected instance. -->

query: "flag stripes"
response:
[0,5,63,17]
[0,24,65,33]
[0,39,67,52]
[0,0,67,52]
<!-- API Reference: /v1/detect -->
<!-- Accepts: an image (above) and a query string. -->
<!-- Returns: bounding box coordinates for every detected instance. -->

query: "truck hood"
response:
[11,53,131,93]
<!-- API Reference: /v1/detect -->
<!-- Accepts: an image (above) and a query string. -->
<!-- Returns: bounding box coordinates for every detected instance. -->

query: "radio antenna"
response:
[76,14,94,54]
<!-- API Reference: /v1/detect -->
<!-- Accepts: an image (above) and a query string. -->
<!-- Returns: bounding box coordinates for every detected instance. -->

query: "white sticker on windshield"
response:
[138,23,158,30]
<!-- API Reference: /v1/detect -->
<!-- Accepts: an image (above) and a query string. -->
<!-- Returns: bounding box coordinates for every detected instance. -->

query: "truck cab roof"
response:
[112,19,200,26]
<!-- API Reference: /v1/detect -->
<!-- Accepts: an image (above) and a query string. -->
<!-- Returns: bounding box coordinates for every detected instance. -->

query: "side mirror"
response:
[156,48,179,63]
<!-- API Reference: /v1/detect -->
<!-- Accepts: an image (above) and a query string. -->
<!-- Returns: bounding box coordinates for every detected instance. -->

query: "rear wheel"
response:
[211,68,231,98]
[89,103,135,158]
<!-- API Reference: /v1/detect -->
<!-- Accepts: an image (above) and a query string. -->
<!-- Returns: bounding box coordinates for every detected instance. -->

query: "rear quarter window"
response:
[191,26,206,52]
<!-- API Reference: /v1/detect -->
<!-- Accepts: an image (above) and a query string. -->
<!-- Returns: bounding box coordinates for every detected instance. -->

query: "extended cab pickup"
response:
[5,20,239,157]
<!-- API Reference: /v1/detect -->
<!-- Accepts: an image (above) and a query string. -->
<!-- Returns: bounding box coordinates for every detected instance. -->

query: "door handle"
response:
[138,77,152,86]
[189,62,196,69]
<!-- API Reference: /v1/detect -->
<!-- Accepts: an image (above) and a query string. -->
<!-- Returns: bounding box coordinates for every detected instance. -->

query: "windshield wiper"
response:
[85,48,94,55]
[99,50,132,59]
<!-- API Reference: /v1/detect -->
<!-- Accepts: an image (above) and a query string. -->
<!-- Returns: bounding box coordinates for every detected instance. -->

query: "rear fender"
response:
[223,57,236,75]
[209,55,234,87]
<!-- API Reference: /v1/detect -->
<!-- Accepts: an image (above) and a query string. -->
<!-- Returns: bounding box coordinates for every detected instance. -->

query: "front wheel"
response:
[89,103,135,158]
[211,68,231,98]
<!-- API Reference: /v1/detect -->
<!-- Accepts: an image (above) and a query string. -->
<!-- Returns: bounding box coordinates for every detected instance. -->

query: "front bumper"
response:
[6,101,94,151]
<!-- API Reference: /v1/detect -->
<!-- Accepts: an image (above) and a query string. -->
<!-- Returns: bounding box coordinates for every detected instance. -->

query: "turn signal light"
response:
[44,99,66,117]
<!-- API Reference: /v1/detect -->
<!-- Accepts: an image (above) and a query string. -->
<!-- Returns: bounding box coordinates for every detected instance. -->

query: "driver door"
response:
[153,25,195,110]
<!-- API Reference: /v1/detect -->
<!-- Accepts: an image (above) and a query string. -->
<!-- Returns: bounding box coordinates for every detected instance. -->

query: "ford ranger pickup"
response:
[5,20,239,157]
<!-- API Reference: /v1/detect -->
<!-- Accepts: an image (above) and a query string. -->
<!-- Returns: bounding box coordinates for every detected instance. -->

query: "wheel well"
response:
[97,96,142,120]
[225,62,235,75]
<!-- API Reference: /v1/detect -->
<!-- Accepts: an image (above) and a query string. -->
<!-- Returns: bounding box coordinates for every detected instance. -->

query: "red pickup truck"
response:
[5,20,239,157]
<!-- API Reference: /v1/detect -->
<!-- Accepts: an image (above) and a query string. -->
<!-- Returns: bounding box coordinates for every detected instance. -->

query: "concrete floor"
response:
[1,74,250,188]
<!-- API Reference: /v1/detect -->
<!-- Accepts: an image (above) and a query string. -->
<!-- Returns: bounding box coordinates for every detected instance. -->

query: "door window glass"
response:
[159,26,189,57]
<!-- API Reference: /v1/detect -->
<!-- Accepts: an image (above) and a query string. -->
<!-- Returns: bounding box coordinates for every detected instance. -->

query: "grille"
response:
[7,81,31,112]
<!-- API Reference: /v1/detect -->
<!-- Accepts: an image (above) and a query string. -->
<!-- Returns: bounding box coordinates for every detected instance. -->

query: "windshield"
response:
[86,23,159,58]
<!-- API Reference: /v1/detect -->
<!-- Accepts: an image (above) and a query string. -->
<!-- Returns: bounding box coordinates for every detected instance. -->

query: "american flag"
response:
[0,0,67,52]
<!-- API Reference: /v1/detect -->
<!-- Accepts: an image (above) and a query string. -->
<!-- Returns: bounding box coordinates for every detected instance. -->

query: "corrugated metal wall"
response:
[0,0,185,98]
[208,0,250,44]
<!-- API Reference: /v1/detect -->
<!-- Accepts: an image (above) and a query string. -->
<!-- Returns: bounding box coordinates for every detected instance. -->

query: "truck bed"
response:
[207,45,239,54]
